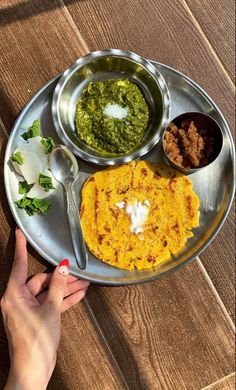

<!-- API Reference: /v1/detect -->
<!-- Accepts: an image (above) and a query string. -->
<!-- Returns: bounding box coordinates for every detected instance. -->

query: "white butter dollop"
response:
[116,199,150,235]
[104,103,128,119]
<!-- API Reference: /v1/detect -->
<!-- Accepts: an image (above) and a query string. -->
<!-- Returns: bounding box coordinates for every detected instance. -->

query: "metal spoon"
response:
[49,145,88,270]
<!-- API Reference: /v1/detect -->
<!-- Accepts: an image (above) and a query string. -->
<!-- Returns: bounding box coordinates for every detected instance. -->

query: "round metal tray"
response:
[4,61,235,285]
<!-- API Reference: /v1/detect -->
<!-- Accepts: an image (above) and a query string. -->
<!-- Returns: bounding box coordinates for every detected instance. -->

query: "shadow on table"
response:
[85,285,149,390]
[0,0,86,27]
[0,313,10,389]
[0,84,18,132]
[47,364,70,390]
[0,232,13,389]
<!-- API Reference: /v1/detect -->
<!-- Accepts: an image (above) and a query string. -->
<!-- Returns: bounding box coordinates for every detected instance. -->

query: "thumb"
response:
[8,228,28,288]
[46,259,70,309]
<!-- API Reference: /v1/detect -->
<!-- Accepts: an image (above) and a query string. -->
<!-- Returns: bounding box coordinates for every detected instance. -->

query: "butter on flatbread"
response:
[80,161,200,270]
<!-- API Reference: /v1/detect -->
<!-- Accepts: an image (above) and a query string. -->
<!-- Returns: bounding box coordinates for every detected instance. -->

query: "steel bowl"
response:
[52,49,170,165]
[162,112,223,174]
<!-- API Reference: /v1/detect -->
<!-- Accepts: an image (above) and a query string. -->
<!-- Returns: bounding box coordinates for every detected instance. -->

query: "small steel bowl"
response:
[162,112,223,174]
[52,49,170,165]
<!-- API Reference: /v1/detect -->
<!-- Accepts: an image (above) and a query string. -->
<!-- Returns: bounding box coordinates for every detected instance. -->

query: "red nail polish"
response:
[58,259,70,275]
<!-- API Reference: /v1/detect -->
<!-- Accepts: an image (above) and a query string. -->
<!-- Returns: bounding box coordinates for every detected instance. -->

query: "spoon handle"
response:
[66,183,88,270]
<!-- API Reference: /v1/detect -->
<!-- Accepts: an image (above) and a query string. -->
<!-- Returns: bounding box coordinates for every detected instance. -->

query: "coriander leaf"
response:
[38,174,55,191]
[18,181,33,195]
[15,197,52,216]
[32,198,52,215]
[11,151,24,165]
[15,197,34,216]
[41,137,55,154]
[21,119,41,140]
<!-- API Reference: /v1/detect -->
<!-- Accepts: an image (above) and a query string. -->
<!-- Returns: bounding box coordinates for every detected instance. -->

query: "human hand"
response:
[1,228,90,390]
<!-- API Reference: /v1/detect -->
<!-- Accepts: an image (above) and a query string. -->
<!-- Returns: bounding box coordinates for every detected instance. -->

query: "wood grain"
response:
[201,372,235,390]
[0,0,88,132]
[0,1,235,389]
[184,0,235,82]
[86,261,235,390]
[199,205,235,321]
[48,303,125,390]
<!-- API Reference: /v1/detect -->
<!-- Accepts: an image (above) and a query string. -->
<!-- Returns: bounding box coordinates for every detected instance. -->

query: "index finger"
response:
[8,228,28,288]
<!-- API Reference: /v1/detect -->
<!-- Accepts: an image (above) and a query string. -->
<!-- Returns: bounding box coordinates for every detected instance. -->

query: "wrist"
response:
[5,371,47,390]
[5,354,52,390]
[5,368,47,390]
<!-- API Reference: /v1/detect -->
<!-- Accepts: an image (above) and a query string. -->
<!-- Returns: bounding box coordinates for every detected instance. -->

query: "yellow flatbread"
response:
[80,161,200,270]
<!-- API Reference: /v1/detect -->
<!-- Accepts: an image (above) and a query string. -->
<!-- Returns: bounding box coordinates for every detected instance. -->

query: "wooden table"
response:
[0,1,235,389]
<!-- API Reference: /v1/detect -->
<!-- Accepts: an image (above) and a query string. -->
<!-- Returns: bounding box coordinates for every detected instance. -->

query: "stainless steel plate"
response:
[4,61,235,285]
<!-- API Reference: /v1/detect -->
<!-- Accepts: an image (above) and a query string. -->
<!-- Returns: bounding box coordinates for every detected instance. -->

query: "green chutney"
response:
[74,79,150,154]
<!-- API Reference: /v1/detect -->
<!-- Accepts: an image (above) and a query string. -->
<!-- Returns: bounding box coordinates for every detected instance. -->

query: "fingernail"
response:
[15,226,19,235]
[58,259,70,275]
